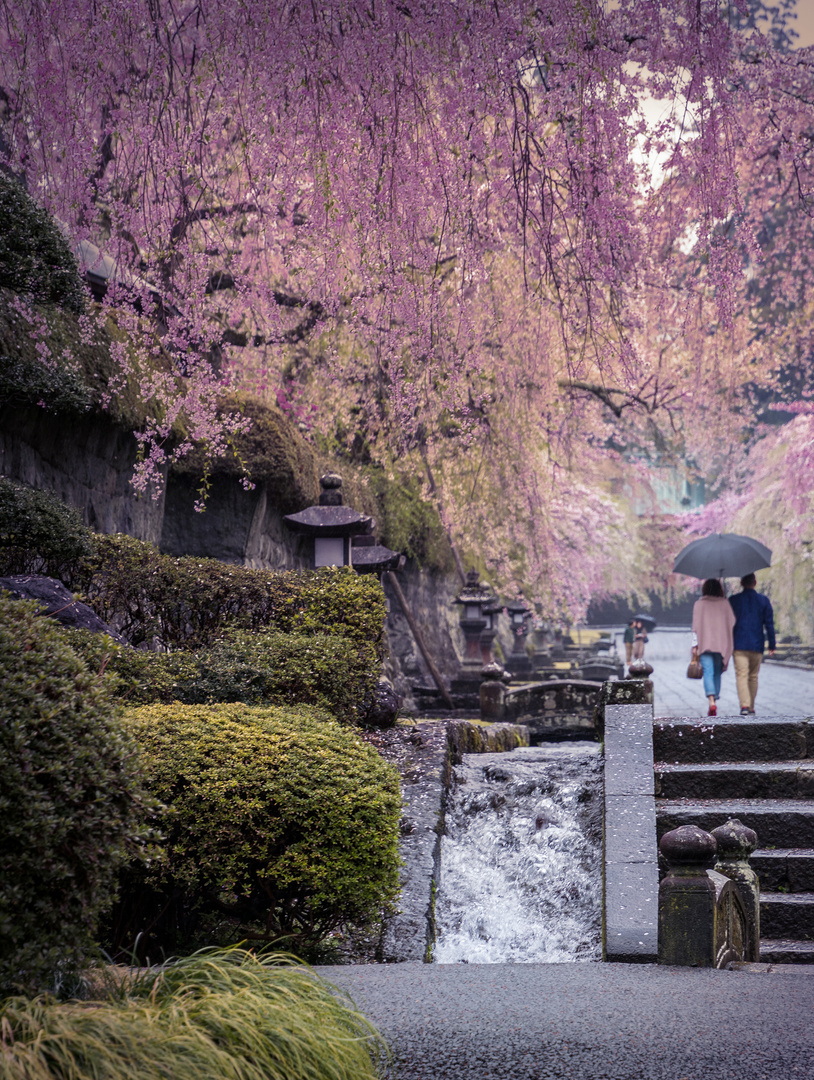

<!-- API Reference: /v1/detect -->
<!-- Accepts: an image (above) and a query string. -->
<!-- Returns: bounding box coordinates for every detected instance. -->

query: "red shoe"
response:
[708,703,717,717]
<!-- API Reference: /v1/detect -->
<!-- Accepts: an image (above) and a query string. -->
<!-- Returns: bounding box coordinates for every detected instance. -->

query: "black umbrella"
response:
[632,614,656,632]
[673,533,771,580]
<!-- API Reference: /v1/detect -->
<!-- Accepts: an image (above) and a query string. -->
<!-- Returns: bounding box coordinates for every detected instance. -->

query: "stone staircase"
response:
[653,715,814,964]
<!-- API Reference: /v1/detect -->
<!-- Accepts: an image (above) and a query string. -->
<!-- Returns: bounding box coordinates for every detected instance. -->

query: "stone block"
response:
[604,860,659,962]
[787,851,814,892]
[760,894,814,939]
[653,719,807,764]
[605,797,659,863]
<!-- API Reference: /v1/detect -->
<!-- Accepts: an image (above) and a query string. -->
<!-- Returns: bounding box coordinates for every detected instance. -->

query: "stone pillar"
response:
[479,663,507,722]
[658,825,717,967]
[711,818,760,962]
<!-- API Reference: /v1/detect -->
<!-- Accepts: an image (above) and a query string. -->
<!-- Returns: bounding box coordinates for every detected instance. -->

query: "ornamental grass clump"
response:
[0,948,386,1080]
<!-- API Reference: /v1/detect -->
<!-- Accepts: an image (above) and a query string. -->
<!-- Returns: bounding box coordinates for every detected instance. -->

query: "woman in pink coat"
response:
[691,578,736,716]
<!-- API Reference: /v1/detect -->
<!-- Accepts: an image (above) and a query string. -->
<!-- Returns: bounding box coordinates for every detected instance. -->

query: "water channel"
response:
[434,742,604,964]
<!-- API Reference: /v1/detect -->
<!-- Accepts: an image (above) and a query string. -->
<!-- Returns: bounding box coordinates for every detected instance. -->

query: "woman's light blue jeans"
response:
[700,651,723,699]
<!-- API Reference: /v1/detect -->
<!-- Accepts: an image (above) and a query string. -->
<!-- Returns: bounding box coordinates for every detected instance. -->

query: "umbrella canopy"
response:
[632,614,657,632]
[673,533,772,580]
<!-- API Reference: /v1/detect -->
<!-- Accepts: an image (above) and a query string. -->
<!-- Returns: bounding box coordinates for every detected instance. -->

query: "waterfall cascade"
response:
[433,742,603,964]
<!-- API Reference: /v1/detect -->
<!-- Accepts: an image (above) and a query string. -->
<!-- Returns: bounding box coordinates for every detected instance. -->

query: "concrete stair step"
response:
[656,799,814,848]
[759,938,814,964]
[751,849,814,892]
[653,717,814,764]
[760,892,814,939]
[654,761,814,800]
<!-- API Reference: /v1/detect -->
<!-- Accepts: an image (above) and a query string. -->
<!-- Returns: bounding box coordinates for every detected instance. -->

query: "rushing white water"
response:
[433,742,603,964]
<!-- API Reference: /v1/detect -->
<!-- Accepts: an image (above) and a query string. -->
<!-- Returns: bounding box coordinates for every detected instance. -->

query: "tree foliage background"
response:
[2,0,813,619]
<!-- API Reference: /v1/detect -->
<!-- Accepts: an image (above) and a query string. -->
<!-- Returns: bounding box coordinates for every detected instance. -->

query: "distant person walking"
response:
[691,579,736,717]
[623,620,636,664]
[632,620,647,660]
[729,573,776,715]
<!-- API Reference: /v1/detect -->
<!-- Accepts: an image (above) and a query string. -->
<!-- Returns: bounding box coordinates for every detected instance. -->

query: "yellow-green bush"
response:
[0,948,386,1080]
[114,703,401,955]
[0,597,156,996]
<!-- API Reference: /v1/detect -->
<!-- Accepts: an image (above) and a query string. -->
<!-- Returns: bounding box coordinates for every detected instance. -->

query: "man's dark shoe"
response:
[740,706,751,715]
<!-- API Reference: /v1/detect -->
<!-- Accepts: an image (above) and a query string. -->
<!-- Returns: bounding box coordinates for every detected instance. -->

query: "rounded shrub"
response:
[0,172,86,313]
[0,478,96,586]
[0,596,155,995]
[122,702,401,951]
[86,533,387,654]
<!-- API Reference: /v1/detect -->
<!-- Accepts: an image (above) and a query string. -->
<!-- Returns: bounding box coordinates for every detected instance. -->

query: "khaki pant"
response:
[733,650,763,710]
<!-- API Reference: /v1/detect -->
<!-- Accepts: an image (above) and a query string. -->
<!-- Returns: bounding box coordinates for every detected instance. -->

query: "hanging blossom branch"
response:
[0,0,812,542]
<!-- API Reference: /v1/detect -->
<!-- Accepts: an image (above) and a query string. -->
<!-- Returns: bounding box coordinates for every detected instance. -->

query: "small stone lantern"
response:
[451,570,493,695]
[351,525,403,576]
[283,474,372,568]
[480,596,503,666]
[504,594,533,678]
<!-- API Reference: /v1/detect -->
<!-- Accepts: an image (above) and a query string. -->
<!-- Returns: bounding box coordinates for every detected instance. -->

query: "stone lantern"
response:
[451,570,493,696]
[283,474,372,568]
[480,595,503,666]
[504,594,533,678]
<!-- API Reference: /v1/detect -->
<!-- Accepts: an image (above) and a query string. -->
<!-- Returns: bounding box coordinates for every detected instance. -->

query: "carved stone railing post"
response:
[658,825,717,966]
[707,870,749,969]
[711,818,760,962]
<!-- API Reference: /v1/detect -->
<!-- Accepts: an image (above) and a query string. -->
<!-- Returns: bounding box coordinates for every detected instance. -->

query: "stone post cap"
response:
[481,662,506,681]
[628,659,654,678]
[710,818,758,858]
[659,825,717,869]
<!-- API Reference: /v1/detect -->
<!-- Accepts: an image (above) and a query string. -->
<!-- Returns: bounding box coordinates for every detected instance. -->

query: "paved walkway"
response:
[318,961,814,1079]
[606,626,814,719]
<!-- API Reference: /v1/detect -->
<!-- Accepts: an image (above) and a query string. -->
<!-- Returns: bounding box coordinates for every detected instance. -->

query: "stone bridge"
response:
[480,676,603,740]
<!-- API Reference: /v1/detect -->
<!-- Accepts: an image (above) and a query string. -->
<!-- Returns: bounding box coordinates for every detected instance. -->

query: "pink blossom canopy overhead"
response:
[1,0,813,614]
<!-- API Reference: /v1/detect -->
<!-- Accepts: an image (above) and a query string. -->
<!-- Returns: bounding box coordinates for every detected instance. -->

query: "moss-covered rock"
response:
[0,173,86,313]
[447,720,530,764]
[0,287,179,431]
[170,394,319,513]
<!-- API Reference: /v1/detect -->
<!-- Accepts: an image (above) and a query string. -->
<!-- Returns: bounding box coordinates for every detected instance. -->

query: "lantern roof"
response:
[283,474,372,536]
[351,541,402,572]
[453,569,494,606]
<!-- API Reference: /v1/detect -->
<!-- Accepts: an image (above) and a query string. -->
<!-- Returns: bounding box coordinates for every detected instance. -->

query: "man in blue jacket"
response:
[729,573,776,715]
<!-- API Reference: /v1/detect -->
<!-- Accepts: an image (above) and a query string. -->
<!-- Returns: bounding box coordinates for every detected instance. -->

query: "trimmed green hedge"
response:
[0,596,155,995]
[68,626,379,724]
[0,477,96,585]
[84,533,387,653]
[119,703,401,951]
